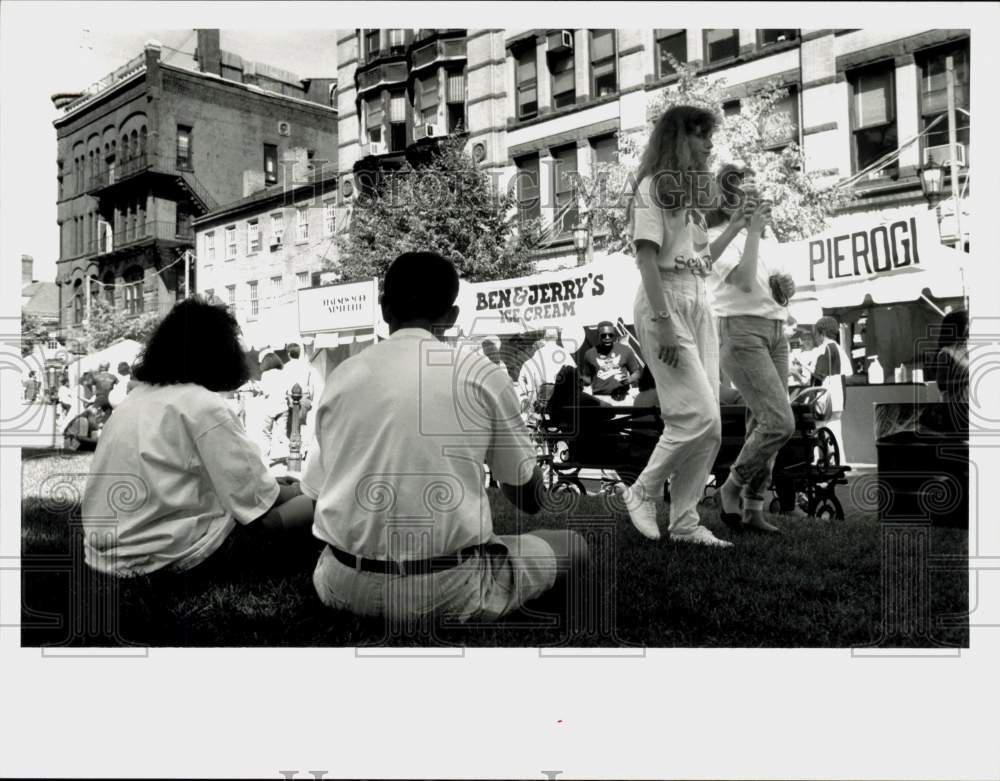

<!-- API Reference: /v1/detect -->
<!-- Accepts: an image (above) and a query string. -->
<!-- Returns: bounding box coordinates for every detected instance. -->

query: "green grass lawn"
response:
[20,451,969,648]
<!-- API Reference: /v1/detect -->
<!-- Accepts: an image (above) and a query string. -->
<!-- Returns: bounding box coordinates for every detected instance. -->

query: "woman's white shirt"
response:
[81,382,279,575]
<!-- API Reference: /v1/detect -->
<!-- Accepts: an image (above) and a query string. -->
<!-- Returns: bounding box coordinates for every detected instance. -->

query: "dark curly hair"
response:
[132,298,250,392]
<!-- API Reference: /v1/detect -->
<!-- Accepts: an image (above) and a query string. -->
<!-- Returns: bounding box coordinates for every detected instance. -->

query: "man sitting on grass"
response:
[81,298,315,578]
[302,251,588,623]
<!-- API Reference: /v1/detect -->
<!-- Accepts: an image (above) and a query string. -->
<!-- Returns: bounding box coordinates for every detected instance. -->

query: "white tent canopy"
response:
[782,207,967,312]
[66,338,144,379]
[454,253,641,352]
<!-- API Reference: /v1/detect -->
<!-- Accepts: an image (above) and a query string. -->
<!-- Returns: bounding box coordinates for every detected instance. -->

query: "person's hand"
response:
[655,319,681,368]
[275,475,300,486]
[776,273,796,299]
[749,201,772,233]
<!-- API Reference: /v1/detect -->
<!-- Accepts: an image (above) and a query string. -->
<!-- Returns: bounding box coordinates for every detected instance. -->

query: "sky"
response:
[1,12,337,284]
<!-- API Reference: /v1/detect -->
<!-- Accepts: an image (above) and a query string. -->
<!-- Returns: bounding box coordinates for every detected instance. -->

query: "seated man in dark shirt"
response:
[580,322,642,406]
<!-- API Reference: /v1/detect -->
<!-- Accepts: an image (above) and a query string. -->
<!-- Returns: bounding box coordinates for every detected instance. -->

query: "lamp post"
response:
[918,162,945,208]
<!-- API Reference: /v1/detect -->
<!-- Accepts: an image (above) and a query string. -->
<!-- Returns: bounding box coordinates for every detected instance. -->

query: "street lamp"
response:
[918,162,945,207]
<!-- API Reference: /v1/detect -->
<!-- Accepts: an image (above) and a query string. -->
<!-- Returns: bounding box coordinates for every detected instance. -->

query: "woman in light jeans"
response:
[707,165,797,533]
[621,105,733,548]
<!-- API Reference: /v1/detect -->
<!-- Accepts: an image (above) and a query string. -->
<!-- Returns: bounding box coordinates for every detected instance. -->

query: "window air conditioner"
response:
[367,140,387,156]
[423,124,441,138]
[270,235,283,251]
[546,29,574,54]
[923,143,966,168]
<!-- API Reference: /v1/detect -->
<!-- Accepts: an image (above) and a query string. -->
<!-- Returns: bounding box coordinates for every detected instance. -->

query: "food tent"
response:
[65,338,144,381]
[781,206,968,373]
[296,277,387,380]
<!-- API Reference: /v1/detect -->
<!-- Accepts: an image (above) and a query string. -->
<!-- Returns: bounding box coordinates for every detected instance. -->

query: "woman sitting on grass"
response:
[81,297,315,578]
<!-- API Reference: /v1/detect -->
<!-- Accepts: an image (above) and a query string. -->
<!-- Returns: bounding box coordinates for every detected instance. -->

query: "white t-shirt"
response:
[629,175,714,277]
[81,382,280,575]
[707,227,789,320]
[301,328,537,561]
[282,357,324,402]
[517,340,576,399]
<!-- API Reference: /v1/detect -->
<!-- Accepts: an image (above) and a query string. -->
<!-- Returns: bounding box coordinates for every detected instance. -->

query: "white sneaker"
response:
[623,486,661,540]
[670,525,734,548]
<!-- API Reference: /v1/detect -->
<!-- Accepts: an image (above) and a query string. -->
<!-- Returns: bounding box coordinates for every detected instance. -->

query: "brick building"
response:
[334,28,970,269]
[52,29,338,342]
[193,167,341,349]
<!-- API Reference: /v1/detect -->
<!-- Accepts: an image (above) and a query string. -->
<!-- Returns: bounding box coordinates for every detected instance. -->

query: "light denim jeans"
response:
[633,272,722,535]
[718,315,795,502]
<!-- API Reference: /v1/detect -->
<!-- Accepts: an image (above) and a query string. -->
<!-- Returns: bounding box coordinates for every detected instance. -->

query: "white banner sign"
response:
[298,278,379,335]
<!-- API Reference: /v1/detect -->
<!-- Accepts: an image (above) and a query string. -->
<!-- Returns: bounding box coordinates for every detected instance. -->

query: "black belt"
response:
[327,544,486,576]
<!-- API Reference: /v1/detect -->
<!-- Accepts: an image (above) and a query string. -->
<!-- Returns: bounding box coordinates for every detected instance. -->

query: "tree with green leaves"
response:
[80,298,163,352]
[20,312,56,357]
[334,137,542,284]
[579,54,853,252]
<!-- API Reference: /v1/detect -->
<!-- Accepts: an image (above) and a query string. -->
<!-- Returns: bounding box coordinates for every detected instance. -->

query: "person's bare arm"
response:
[726,203,770,290]
[256,482,315,531]
[500,465,544,515]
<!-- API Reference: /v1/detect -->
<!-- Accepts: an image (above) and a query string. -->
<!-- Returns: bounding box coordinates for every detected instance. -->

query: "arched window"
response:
[72,279,84,325]
[103,271,115,307]
[123,266,144,315]
[130,129,138,160]
[139,126,147,157]
[121,134,129,161]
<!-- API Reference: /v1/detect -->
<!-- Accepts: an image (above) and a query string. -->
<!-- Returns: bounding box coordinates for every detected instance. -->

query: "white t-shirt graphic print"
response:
[629,176,714,277]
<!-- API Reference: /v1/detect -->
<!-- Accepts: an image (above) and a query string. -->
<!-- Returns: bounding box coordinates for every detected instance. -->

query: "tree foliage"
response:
[334,137,542,284]
[80,299,163,352]
[579,54,854,252]
[20,313,54,357]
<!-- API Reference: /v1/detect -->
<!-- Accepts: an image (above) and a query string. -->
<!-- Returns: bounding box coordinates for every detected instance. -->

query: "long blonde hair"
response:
[629,104,719,218]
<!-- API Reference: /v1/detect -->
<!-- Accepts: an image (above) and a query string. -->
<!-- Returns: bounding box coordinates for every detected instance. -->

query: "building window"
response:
[123,267,144,315]
[103,272,115,307]
[849,63,898,176]
[297,271,310,289]
[296,207,309,241]
[552,145,578,236]
[226,284,236,312]
[389,91,407,151]
[417,74,439,125]
[364,29,381,59]
[918,41,970,161]
[176,125,192,169]
[225,225,237,259]
[271,213,284,246]
[387,28,405,48]
[73,281,84,325]
[270,275,283,300]
[590,30,617,98]
[514,154,540,225]
[57,162,64,199]
[248,280,259,317]
[550,50,575,109]
[247,220,261,253]
[205,231,215,262]
[758,30,798,48]
[515,46,538,120]
[762,88,800,150]
[323,202,336,235]
[446,71,466,132]
[365,95,384,144]
[704,30,739,64]
[591,134,618,167]
[723,99,741,118]
[655,29,687,78]
[264,144,278,185]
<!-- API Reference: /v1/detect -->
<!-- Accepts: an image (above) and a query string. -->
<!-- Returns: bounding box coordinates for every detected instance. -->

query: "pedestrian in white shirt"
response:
[81,299,314,577]
[706,164,796,534]
[304,251,588,623]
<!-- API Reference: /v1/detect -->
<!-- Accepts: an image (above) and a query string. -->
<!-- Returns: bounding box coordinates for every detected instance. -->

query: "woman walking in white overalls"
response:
[622,105,738,547]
